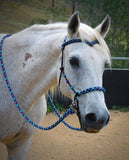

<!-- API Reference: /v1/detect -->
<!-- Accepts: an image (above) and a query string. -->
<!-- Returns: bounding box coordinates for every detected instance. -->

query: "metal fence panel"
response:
[103,69,129,108]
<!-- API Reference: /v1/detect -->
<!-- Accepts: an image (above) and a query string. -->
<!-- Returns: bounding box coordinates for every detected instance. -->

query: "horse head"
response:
[58,12,111,133]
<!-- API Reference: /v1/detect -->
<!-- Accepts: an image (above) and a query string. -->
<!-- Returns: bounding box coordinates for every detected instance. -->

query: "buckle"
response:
[69,98,78,113]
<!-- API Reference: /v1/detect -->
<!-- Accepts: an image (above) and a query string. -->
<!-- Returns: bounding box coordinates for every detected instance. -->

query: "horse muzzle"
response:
[70,96,110,133]
[80,112,110,133]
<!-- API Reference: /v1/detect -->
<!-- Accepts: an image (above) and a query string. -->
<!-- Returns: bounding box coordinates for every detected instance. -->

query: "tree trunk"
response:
[52,0,54,7]
[72,0,75,14]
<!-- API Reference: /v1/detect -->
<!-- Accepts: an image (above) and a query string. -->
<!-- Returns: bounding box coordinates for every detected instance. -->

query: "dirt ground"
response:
[0,111,129,160]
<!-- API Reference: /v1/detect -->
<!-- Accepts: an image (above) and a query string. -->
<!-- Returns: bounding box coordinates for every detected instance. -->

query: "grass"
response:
[47,100,67,113]
[0,2,46,33]
[112,106,129,112]
[0,0,70,34]
[47,100,129,113]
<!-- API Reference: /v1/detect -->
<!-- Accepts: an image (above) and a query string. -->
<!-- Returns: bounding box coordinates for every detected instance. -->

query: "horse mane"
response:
[30,23,67,31]
[30,22,111,65]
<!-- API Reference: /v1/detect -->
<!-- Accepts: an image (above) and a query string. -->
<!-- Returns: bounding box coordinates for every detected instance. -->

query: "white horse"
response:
[0,12,111,160]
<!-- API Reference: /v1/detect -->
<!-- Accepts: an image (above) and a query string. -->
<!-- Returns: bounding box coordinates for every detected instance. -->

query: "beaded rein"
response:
[0,34,81,131]
[0,35,105,131]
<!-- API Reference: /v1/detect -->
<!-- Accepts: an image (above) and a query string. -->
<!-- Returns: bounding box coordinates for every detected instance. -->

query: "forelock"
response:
[79,23,111,65]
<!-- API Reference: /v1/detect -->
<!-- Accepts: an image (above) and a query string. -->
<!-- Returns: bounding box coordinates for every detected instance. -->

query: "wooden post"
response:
[72,0,75,14]
[52,0,55,7]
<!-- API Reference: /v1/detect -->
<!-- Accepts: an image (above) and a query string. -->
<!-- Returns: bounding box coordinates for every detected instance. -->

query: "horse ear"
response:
[67,11,80,37]
[95,15,111,38]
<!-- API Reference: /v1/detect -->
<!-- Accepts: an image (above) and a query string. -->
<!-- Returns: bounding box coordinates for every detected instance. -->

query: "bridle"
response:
[59,36,105,114]
[0,34,106,131]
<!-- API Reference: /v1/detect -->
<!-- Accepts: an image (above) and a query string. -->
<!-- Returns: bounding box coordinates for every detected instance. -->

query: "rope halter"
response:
[59,37,105,112]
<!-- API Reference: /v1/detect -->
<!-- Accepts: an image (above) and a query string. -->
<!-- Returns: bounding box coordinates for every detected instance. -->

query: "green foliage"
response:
[0,0,128,68]
[30,18,48,25]
[77,0,129,69]
[112,60,129,69]
[47,102,129,113]
[112,106,129,112]
[47,100,67,113]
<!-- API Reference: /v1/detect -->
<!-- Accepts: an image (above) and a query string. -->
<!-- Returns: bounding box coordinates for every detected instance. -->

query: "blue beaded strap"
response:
[0,34,81,131]
[48,93,81,131]
[75,87,105,97]
[84,40,99,46]
[62,39,82,50]
[63,72,76,94]
[60,37,105,97]
[62,71,105,96]
[62,38,99,50]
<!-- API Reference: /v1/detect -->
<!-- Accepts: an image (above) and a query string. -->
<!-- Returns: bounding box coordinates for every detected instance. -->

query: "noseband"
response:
[59,37,105,112]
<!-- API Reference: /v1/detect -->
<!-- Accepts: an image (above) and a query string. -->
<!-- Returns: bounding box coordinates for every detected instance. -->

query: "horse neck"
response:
[32,31,65,94]
[4,28,66,109]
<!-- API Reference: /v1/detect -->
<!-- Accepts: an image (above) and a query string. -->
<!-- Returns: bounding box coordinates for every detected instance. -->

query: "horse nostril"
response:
[99,118,105,125]
[97,114,110,127]
[85,113,97,125]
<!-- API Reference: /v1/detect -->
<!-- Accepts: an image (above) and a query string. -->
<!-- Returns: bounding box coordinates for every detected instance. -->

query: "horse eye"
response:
[69,57,79,67]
